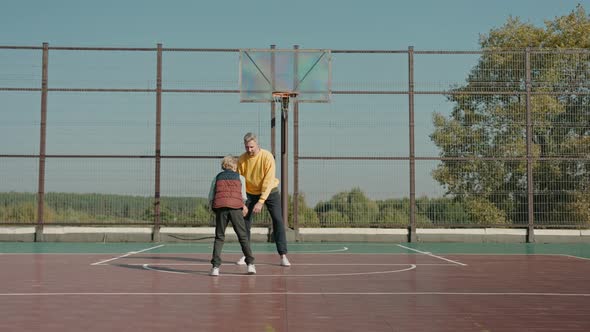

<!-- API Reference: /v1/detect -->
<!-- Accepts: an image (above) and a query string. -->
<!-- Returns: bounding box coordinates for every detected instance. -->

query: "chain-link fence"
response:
[1,44,589,238]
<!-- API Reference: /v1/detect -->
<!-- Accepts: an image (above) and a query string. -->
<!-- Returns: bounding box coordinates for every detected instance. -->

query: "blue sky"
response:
[0,1,586,203]
[0,0,582,49]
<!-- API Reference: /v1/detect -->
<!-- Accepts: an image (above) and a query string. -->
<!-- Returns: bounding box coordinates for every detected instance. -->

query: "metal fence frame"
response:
[1,43,589,242]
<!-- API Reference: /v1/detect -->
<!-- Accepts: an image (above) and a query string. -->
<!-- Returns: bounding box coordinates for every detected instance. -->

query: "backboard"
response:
[239,48,331,103]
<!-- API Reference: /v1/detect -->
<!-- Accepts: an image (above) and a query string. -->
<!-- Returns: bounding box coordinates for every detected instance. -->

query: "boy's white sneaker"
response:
[280,255,291,267]
[236,256,246,265]
[210,267,220,276]
[247,264,256,274]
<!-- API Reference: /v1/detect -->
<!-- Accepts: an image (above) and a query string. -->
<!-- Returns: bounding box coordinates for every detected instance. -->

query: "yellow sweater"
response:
[237,148,279,203]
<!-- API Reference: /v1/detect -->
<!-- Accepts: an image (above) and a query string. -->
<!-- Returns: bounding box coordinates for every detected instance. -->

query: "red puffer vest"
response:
[212,170,244,209]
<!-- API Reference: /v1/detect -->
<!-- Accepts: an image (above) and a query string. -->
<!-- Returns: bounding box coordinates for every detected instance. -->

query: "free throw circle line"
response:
[220,246,349,253]
[132,263,434,266]
[141,263,417,277]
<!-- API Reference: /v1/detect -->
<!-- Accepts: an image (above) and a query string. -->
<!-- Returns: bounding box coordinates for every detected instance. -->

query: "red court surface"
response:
[0,246,589,331]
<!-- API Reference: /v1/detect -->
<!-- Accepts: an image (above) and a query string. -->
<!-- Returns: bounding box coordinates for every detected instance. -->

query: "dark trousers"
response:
[244,190,288,255]
[211,208,254,267]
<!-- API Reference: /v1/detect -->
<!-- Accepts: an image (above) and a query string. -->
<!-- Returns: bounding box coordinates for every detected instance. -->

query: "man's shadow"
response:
[111,255,245,274]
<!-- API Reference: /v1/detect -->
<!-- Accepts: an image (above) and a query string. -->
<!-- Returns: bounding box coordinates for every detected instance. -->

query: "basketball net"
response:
[272,92,298,117]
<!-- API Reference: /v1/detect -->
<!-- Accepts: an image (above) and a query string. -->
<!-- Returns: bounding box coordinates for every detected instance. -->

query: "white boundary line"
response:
[397,244,468,266]
[0,291,588,297]
[90,245,165,266]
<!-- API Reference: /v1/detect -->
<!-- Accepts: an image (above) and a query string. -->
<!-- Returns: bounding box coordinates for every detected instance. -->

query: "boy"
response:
[208,155,255,276]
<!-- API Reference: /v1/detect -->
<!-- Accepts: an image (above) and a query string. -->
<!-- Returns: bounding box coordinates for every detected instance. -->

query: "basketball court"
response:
[0,242,589,331]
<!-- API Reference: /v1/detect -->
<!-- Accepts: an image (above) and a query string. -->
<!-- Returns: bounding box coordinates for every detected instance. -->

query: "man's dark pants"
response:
[244,190,288,255]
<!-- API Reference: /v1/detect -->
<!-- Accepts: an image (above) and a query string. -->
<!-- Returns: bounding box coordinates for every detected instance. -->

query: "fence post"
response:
[270,44,276,157]
[36,42,49,242]
[279,45,297,230]
[408,46,417,242]
[525,48,535,242]
[153,43,162,242]
[293,67,300,240]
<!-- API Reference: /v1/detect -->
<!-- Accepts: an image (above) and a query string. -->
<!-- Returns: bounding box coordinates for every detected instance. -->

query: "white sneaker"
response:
[247,264,256,274]
[210,267,220,276]
[280,255,291,267]
[236,256,246,265]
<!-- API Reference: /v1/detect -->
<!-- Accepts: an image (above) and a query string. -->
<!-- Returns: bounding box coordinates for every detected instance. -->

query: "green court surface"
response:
[1,242,589,259]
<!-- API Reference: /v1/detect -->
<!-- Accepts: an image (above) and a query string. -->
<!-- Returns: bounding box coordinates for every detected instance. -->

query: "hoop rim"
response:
[272,91,299,98]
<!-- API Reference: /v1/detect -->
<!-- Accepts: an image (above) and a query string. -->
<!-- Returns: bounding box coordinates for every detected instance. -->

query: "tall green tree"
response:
[431,5,590,225]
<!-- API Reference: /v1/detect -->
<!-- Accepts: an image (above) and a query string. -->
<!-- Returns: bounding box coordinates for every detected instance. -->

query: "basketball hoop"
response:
[272,91,298,112]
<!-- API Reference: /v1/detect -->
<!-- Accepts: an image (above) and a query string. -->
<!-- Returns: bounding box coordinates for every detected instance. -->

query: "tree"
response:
[287,193,320,227]
[315,188,379,226]
[431,5,590,226]
[419,197,472,225]
[193,201,214,225]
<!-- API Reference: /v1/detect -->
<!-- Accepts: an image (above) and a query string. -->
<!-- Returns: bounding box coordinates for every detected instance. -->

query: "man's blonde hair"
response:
[243,132,258,144]
[221,155,238,171]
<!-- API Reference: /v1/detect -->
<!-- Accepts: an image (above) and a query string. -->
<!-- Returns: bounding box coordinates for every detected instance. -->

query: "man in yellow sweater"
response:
[236,132,290,267]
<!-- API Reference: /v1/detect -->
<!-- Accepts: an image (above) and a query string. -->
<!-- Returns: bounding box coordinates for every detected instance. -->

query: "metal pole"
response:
[408,46,417,242]
[153,43,162,242]
[278,45,299,229]
[36,42,49,242]
[281,96,289,229]
[525,48,535,243]
[270,44,276,157]
[293,88,300,238]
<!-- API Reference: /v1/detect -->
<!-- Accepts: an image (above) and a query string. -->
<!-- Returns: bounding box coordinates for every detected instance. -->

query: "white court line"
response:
[90,245,165,266]
[415,253,590,260]
[222,246,349,253]
[127,263,452,266]
[142,263,417,277]
[557,254,590,261]
[142,264,191,275]
[0,291,588,297]
[397,244,467,266]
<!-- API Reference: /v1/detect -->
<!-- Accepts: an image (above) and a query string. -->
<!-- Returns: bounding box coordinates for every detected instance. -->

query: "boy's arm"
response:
[239,175,247,202]
[207,178,216,208]
[240,175,249,217]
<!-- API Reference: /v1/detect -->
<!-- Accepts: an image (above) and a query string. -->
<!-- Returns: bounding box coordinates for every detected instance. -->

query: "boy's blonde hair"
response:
[221,155,238,171]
